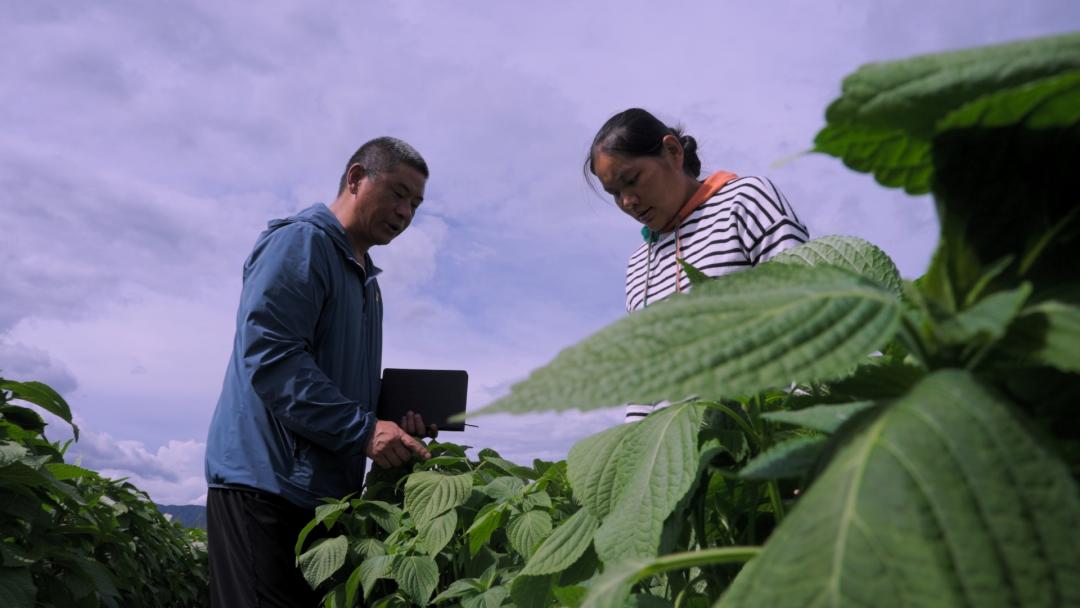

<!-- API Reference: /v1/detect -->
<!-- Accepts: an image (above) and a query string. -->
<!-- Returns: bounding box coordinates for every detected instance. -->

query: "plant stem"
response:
[634,547,761,583]
[766,481,786,523]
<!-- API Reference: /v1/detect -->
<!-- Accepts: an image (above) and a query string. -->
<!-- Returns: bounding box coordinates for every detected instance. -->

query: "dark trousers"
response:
[207,487,322,608]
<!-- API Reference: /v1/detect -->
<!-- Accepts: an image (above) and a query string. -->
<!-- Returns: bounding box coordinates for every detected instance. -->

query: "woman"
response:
[585,108,809,421]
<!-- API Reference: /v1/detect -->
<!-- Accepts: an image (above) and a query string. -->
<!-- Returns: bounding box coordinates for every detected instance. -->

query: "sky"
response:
[2,1,1077,505]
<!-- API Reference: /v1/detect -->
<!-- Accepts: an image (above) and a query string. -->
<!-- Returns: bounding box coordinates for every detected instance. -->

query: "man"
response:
[204,137,437,607]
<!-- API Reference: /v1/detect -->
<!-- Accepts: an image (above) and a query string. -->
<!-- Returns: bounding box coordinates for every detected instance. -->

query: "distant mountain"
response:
[157,504,207,530]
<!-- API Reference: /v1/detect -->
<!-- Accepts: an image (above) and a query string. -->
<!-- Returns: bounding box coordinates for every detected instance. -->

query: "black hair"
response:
[584,108,701,180]
[338,136,429,194]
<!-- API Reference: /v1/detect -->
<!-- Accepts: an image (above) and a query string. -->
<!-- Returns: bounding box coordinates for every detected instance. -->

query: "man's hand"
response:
[400,410,439,439]
[365,420,431,468]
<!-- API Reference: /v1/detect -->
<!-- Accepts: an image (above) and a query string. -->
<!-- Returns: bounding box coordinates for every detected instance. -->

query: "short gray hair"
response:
[338,136,429,193]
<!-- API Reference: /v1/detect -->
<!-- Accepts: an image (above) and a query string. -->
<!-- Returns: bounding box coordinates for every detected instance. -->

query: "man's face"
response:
[349,163,427,251]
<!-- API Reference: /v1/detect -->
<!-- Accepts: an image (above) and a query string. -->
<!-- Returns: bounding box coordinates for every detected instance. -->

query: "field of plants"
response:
[3,32,1078,607]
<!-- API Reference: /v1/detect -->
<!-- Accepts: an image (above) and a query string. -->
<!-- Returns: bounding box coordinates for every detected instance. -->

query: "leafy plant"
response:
[476,31,1080,608]
[0,377,208,608]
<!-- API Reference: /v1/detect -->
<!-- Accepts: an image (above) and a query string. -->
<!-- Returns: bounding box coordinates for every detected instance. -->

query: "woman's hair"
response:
[585,108,701,180]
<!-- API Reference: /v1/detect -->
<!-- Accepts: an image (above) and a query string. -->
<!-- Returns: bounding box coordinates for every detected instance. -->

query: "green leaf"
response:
[295,502,350,555]
[1003,300,1080,373]
[418,509,457,557]
[678,258,711,286]
[298,535,349,589]
[814,32,1080,193]
[521,508,600,576]
[554,585,588,607]
[763,401,879,433]
[357,500,403,534]
[480,453,537,479]
[353,537,386,559]
[511,574,556,608]
[719,370,1080,607]
[432,579,484,604]
[462,586,510,608]
[43,463,96,481]
[482,263,901,414]
[937,283,1032,346]
[466,503,507,557]
[568,403,705,562]
[507,509,553,560]
[814,124,932,194]
[343,564,364,608]
[768,235,902,295]
[0,380,77,437]
[359,555,394,600]
[739,435,827,480]
[939,70,1080,132]
[0,567,35,608]
[478,475,525,501]
[581,548,759,608]
[393,555,439,606]
[403,471,472,528]
[522,489,552,510]
[828,359,926,401]
[0,440,30,466]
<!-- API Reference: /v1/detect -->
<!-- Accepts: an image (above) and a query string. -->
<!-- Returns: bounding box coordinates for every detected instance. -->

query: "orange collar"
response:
[659,170,738,233]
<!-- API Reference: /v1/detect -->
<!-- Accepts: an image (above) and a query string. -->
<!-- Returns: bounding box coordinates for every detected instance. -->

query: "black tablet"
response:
[376,369,468,432]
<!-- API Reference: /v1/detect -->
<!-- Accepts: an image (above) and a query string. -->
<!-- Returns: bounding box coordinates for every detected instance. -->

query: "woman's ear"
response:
[660,134,684,168]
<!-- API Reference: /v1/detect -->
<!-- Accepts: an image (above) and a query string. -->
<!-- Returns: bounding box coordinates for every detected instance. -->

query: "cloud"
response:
[0,339,79,394]
[64,429,207,505]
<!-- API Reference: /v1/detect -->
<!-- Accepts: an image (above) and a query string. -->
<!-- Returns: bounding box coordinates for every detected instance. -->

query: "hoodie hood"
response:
[267,203,367,270]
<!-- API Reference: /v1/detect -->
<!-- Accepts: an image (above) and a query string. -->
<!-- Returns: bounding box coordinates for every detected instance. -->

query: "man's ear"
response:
[347,163,367,194]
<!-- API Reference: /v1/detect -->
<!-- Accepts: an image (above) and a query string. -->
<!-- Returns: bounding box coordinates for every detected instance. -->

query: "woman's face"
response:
[592,138,687,232]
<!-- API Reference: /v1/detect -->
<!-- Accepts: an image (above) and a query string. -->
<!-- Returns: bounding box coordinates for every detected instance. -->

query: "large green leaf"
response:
[739,436,827,480]
[507,509,553,560]
[359,555,394,600]
[297,535,348,589]
[483,263,901,414]
[936,283,1032,347]
[295,502,350,555]
[1002,300,1080,373]
[815,32,1080,193]
[939,70,1080,132]
[521,508,600,576]
[0,567,35,608]
[466,503,507,557]
[393,555,439,606]
[769,235,902,294]
[763,401,878,433]
[403,471,472,528]
[511,573,556,608]
[0,380,78,438]
[719,369,1080,608]
[418,509,457,557]
[568,404,705,562]
[462,586,510,608]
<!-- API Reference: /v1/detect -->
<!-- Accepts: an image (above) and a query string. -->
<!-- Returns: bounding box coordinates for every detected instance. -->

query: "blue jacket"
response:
[205,203,381,509]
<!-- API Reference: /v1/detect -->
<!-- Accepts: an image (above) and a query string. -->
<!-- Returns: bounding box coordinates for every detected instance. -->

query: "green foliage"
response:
[813,32,1080,194]
[0,377,208,608]
[719,371,1080,607]
[444,31,1080,608]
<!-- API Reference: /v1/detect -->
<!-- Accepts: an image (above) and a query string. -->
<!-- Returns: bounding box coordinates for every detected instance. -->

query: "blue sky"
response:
[2,1,1077,504]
